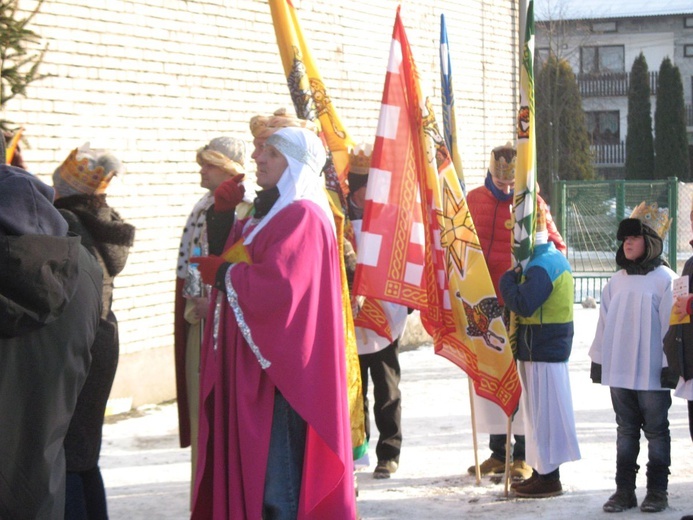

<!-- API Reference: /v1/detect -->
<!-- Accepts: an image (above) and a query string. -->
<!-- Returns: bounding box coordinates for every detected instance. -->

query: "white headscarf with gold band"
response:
[244,127,332,245]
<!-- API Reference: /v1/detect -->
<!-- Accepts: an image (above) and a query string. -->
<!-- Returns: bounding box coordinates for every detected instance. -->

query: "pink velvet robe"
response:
[191,200,356,519]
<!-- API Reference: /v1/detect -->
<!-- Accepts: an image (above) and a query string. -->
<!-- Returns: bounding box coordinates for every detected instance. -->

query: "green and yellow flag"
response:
[513,0,538,269]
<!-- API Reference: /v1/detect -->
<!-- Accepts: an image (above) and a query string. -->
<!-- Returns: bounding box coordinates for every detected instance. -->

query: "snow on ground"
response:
[101,306,693,519]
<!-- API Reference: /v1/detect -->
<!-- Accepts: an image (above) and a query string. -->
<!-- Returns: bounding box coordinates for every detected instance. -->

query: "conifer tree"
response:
[536,54,595,203]
[0,0,46,130]
[654,57,691,181]
[625,53,654,180]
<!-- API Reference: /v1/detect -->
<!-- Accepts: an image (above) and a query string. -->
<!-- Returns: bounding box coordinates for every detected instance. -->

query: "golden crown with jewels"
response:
[488,142,517,181]
[629,201,672,238]
[56,148,114,194]
[348,142,373,176]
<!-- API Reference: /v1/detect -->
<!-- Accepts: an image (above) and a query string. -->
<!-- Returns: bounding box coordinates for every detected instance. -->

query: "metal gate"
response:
[553,178,678,303]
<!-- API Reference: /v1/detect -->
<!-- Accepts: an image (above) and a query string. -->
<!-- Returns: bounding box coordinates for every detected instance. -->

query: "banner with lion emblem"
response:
[354,7,520,417]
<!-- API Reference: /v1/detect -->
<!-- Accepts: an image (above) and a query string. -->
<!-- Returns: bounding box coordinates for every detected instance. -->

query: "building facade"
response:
[4,0,521,408]
[535,0,693,177]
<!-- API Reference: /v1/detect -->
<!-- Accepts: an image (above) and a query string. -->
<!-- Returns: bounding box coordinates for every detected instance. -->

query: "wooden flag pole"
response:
[468,378,481,485]
[503,416,512,497]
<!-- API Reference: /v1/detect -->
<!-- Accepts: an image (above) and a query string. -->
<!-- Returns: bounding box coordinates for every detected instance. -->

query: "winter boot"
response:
[640,489,668,513]
[467,456,504,476]
[603,489,637,513]
[513,476,563,498]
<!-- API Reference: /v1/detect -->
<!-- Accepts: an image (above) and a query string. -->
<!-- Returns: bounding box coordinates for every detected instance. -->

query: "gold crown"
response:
[57,148,114,195]
[249,108,319,139]
[629,201,672,238]
[348,142,372,175]
[489,142,516,181]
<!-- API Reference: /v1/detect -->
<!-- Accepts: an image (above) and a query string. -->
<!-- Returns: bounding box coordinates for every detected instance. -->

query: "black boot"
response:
[640,489,667,513]
[603,489,637,513]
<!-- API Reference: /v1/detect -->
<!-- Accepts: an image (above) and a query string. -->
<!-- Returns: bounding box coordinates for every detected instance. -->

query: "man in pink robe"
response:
[191,127,357,519]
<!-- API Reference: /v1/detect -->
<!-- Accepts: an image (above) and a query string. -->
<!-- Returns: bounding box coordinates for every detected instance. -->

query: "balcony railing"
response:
[589,107,692,165]
[590,142,625,165]
[578,71,659,98]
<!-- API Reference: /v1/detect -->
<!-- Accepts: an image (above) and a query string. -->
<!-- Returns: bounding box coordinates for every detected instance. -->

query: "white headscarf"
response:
[244,127,333,244]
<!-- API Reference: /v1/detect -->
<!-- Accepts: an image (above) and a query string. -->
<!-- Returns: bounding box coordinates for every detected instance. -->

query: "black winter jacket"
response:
[55,194,135,472]
[0,235,102,519]
[663,254,693,383]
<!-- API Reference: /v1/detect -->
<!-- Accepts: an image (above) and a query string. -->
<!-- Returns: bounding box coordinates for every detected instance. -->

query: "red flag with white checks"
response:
[353,298,393,343]
[354,7,520,416]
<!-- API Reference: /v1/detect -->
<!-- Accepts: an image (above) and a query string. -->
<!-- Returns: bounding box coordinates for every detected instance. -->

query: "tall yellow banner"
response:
[269,0,366,458]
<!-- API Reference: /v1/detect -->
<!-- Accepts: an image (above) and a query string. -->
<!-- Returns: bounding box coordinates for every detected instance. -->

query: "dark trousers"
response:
[489,434,525,461]
[65,466,109,520]
[610,387,672,492]
[488,306,524,462]
[263,391,307,520]
[359,340,402,463]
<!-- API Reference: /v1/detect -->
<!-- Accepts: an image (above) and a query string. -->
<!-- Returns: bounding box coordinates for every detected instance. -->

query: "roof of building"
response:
[535,0,693,21]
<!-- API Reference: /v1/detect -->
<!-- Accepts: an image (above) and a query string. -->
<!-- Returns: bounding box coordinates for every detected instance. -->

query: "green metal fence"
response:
[554,177,678,303]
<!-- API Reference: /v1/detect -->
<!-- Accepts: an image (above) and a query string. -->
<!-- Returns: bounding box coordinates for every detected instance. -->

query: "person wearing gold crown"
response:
[249,108,368,488]
[589,202,676,514]
[345,142,408,480]
[189,126,356,519]
[51,142,135,519]
[174,135,249,505]
[465,142,566,481]
[250,108,318,159]
[499,207,581,498]
[247,109,319,223]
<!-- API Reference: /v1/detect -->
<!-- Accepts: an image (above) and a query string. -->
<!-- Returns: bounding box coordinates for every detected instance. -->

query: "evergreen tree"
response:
[654,57,691,181]
[625,53,654,180]
[535,54,595,203]
[0,0,46,130]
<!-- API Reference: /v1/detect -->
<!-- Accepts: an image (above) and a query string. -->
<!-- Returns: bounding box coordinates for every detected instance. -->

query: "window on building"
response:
[586,111,620,145]
[580,45,625,74]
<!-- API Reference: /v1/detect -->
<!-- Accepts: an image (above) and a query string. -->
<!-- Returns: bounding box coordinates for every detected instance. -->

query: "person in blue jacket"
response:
[499,207,581,498]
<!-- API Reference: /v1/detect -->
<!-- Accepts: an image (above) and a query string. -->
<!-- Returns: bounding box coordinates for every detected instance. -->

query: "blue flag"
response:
[439,14,465,191]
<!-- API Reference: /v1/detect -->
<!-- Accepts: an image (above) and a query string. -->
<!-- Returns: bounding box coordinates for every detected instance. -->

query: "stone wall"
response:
[7,0,520,407]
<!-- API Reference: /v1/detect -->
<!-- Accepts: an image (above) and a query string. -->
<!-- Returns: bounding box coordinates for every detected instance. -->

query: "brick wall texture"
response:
[6,0,519,404]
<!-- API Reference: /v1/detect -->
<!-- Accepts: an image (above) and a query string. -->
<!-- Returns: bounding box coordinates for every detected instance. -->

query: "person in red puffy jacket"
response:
[465,142,566,482]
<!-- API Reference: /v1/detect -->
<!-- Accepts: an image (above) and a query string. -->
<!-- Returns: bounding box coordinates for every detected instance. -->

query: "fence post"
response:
[616,180,625,222]
[557,180,567,241]
[668,176,678,268]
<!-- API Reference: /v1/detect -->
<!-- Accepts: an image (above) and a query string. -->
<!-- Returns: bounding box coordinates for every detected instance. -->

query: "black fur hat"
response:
[616,218,647,241]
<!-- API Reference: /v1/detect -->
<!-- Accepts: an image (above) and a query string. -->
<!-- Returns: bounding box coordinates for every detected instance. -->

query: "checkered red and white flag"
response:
[354,7,520,416]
